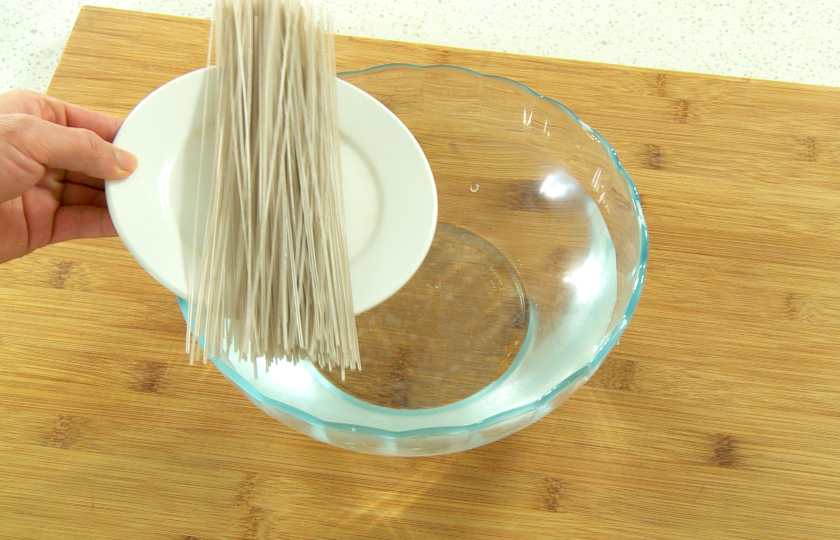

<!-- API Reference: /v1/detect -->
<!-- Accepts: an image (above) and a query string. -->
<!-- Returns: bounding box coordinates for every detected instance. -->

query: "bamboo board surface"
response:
[1,6,839,539]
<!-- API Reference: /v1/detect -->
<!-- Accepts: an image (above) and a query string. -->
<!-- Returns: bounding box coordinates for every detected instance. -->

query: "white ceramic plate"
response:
[106,67,437,313]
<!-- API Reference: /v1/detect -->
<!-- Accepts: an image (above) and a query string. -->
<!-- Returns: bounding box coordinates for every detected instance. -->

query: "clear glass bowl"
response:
[179,64,648,456]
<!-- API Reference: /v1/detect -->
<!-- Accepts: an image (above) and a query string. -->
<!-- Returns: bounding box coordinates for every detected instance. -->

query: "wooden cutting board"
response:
[2,6,839,539]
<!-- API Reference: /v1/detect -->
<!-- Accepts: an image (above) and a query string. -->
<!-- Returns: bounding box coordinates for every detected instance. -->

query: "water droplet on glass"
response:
[470,183,480,192]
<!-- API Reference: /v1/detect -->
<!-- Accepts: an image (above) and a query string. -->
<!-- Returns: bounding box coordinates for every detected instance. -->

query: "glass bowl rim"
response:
[197,62,650,440]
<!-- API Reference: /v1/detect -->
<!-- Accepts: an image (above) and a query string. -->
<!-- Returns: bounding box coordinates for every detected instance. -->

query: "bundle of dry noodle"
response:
[187,0,360,377]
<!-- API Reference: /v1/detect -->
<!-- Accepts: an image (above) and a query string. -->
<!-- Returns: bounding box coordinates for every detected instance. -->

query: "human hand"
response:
[0,90,137,264]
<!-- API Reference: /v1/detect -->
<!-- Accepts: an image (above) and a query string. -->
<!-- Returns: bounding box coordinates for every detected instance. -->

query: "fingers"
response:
[61,182,108,208]
[0,91,129,252]
[50,205,117,245]
[0,90,42,116]
[64,170,105,190]
[0,90,123,143]
[3,114,137,181]
[61,101,123,143]
[0,131,44,202]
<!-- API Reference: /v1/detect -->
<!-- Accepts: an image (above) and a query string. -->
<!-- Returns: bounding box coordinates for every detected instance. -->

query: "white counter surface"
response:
[2,0,839,93]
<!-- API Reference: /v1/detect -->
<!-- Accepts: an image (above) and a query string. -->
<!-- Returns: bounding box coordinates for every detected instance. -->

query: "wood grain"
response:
[0,5,839,539]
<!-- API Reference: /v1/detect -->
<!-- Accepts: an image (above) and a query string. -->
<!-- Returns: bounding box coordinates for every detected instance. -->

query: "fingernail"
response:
[115,148,138,174]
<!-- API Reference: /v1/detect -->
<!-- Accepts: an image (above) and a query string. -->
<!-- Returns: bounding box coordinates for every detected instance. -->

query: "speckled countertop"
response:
[2,0,839,93]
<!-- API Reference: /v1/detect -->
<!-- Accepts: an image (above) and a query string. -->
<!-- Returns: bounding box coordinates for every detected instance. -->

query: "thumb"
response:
[10,114,137,180]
